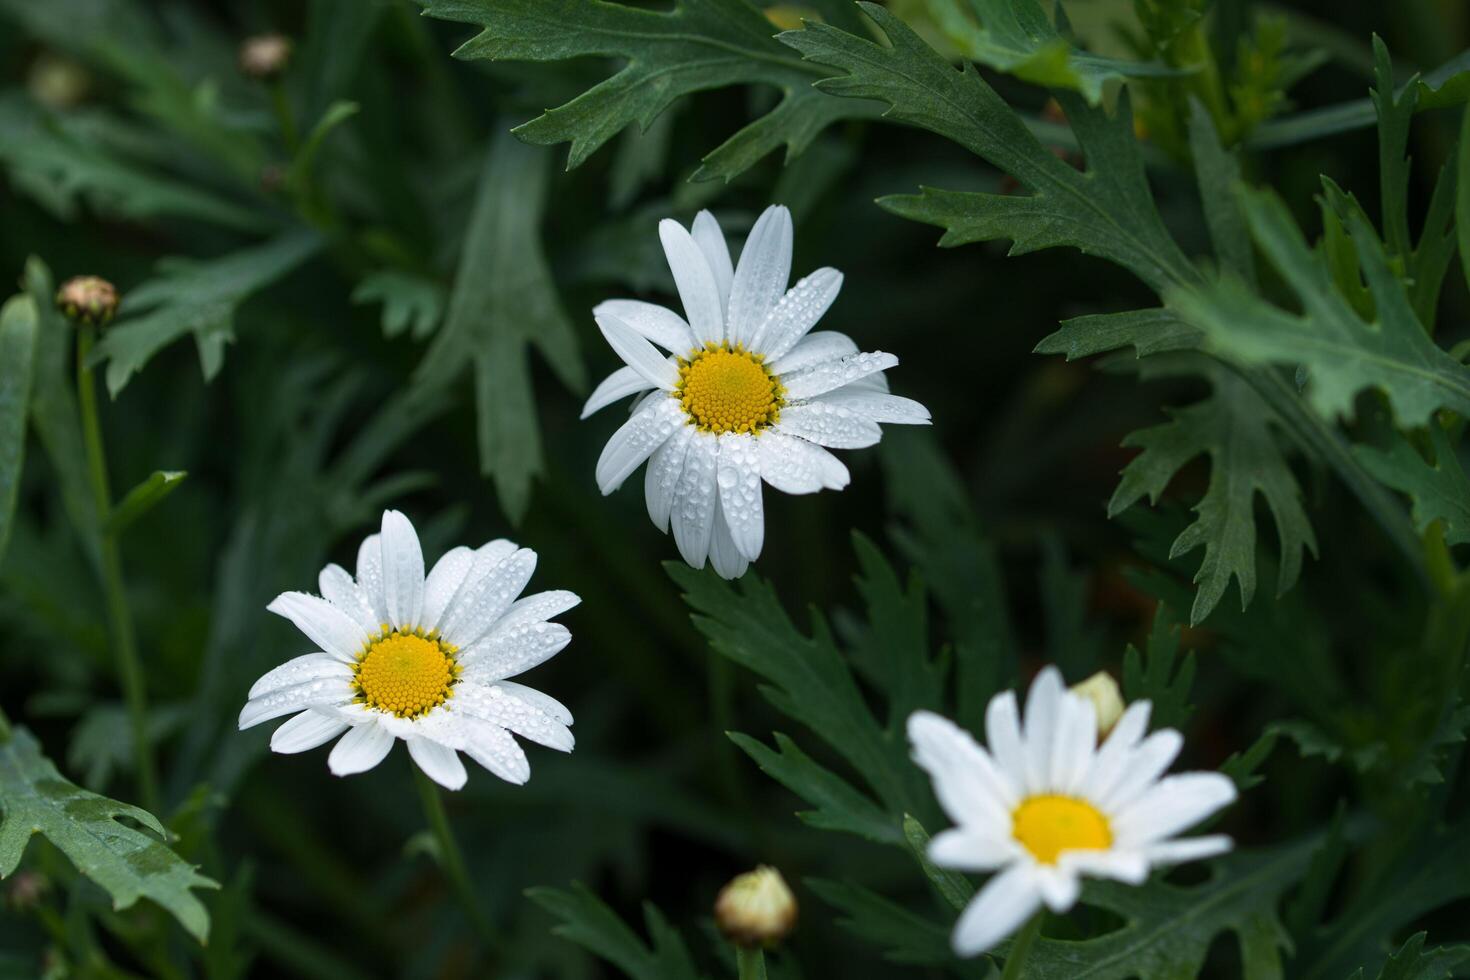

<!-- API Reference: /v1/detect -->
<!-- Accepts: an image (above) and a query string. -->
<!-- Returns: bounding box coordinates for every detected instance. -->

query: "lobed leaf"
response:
[1355,426,1470,546]
[526,883,704,980]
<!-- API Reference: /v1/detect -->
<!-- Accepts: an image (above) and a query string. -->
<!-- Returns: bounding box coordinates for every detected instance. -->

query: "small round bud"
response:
[27,53,91,110]
[715,866,796,947]
[5,871,48,911]
[55,275,119,327]
[239,34,292,80]
[1071,670,1126,739]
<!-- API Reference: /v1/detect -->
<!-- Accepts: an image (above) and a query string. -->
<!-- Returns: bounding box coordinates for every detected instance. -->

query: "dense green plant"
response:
[1,0,1469,977]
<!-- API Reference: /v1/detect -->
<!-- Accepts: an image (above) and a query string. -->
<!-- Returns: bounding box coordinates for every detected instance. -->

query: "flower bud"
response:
[4,871,48,911]
[27,53,91,110]
[1071,671,1126,739]
[55,275,119,326]
[239,33,292,80]
[715,866,796,947]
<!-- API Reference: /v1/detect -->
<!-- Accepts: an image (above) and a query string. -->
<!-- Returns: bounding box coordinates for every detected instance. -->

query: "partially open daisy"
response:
[239,510,578,790]
[908,667,1237,957]
[582,205,931,578]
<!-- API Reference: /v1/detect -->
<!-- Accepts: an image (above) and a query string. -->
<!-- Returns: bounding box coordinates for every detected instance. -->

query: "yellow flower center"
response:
[1012,795,1112,864]
[676,345,783,434]
[352,629,460,718]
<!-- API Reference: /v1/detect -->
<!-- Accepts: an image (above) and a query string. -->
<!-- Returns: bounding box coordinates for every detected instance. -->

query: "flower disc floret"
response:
[1012,795,1112,864]
[353,629,460,719]
[676,345,783,434]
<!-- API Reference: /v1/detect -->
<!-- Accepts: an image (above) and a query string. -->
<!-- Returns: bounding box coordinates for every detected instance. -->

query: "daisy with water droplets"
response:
[582,205,931,578]
[239,510,577,790]
[908,667,1237,958]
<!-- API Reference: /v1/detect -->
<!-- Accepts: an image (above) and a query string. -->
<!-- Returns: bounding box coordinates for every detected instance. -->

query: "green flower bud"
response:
[55,275,119,327]
[715,865,796,947]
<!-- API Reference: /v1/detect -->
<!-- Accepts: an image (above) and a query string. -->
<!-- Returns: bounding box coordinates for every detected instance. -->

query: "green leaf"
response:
[90,230,323,396]
[1187,99,1255,284]
[1109,352,1316,624]
[413,132,584,524]
[1458,105,1470,295]
[901,814,974,912]
[286,100,360,191]
[1220,731,1278,792]
[1169,186,1470,426]
[1022,837,1318,979]
[1349,932,1470,980]
[805,877,982,972]
[351,271,445,341]
[1033,307,1200,362]
[783,4,1193,292]
[0,294,39,566]
[1355,426,1470,546]
[727,732,901,845]
[525,883,703,980]
[102,470,186,536]
[924,0,1184,104]
[1121,603,1196,729]
[0,726,218,943]
[419,0,882,182]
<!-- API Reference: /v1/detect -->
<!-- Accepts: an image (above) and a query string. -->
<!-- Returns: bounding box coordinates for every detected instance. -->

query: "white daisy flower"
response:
[908,667,1238,957]
[239,510,578,790]
[582,204,931,579]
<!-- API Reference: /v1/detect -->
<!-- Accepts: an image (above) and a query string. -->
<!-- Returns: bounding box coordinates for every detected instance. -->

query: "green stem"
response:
[736,946,767,980]
[1000,913,1043,980]
[412,766,501,947]
[271,82,299,155]
[0,705,11,742]
[76,327,158,815]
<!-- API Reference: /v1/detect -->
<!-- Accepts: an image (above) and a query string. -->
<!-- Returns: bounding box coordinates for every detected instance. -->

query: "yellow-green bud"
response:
[27,53,91,110]
[55,275,119,326]
[714,866,796,947]
[239,33,292,80]
[1071,670,1126,739]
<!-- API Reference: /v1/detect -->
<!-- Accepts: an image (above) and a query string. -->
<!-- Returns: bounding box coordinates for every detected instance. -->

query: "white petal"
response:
[768,330,858,376]
[594,299,697,354]
[985,690,1029,791]
[355,533,388,625]
[596,313,679,390]
[671,431,719,568]
[582,366,655,419]
[1022,667,1066,794]
[318,564,379,633]
[782,351,897,401]
[248,653,352,699]
[496,680,574,726]
[422,546,474,633]
[496,590,582,633]
[327,721,395,776]
[461,720,532,785]
[928,828,1017,872]
[596,397,684,495]
[461,621,572,681]
[408,737,467,790]
[659,218,725,346]
[716,433,764,561]
[757,432,849,494]
[816,388,931,425]
[239,675,353,729]
[438,548,538,649]
[750,268,843,360]
[1060,848,1149,884]
[454,683,574,751]
[1094,729,1184,812]
[707,494,750,579]
[951,864,1042,958]
[1144,834,1233,865]
[266,592,370,662]
[270,710,349,754]
[775,402,881,449]
[645,423,694,532]
[727,204,792,348]
[1114,773,1237,845]
[691,210,734,314]
[1049,693,1097,795]
[907,711,1016,832]
[1083,701,1152,801]
[380,510,425,630]
[1033,866,1082,912]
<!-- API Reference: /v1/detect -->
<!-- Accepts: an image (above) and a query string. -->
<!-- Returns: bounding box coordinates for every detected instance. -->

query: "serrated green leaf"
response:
[1170,186,1470,426]
[1349,932,1470,980]
[1121,603,1196,729]
[526,883,704,980]
[0,726,217,943]
[1355,426,1470,545]
[419,0,882,182]
[1267,719,1385,772]
[413,131,584,524]
[0,294,39,566]
[103,470,186,536]
[1110,352,1316,624]
[727,731,900,844]
[1033,307,1200,361]
[847,533,942,729]
[901,814,974,912]
[351,271,445,341]
[1219,731,1278,792]
[1187,99,1255,284]
[90,230,323,396]
[805,876,983,972]
[1458,105,1470,295]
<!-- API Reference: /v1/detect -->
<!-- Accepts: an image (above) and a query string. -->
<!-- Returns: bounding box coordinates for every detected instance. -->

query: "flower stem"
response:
[736,946,767,980]
[412,766,500,945]
[1000,913,1043,980]
[76,326,158,815]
